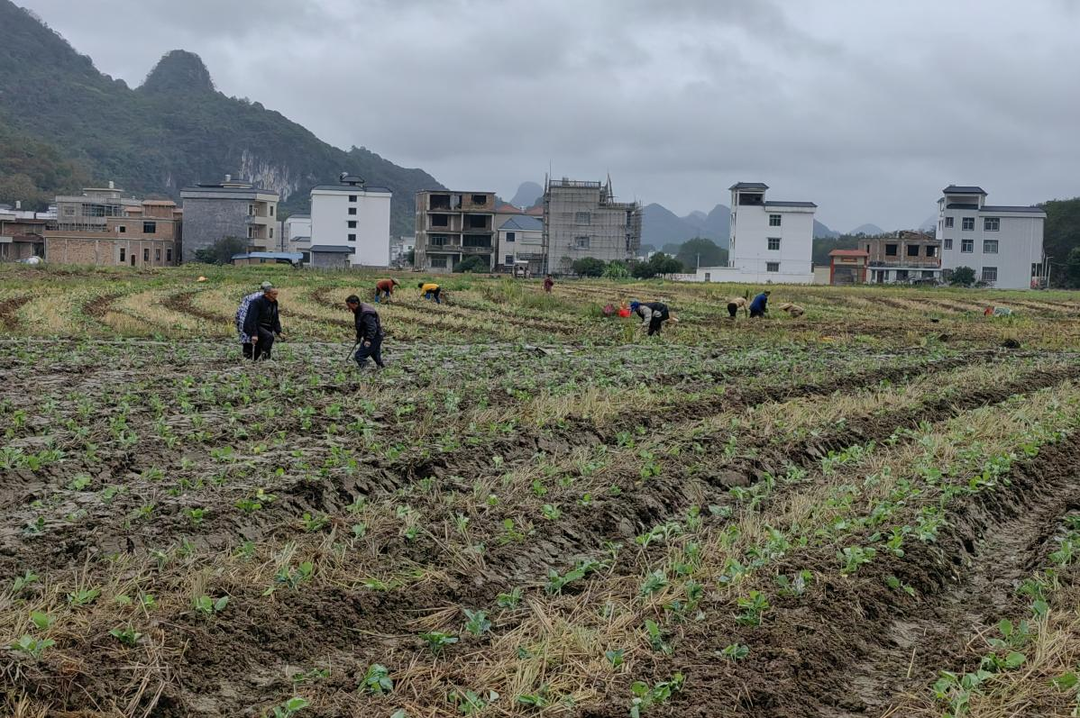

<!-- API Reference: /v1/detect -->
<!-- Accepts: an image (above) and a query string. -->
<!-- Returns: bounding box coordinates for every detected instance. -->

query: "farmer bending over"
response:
[778,302,805,318]
[726,295,748,319]
[243,286,283,361]
[419,282,442,304]
[749,290,770,318]
[346,295,385,370]
[374,278,398,303]
[630,300,674,336]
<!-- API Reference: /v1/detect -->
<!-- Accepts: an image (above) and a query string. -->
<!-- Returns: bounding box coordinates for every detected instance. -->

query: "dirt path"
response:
[831,435,1080,717]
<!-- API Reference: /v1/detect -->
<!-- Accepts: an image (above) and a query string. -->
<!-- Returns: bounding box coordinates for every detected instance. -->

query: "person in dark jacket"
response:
[630,300,673,336]
[749,290,770,318]
[242,287,283,360]
[346,295,385,370]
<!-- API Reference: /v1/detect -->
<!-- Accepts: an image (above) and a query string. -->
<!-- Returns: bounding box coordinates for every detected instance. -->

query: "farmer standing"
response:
[419,282,442,304]
[630,300,673,336]
[543,274,554,293]
[374,278,398,303]
[236,281,274,359]
[243,286,283,361]
[749,290,770,318]
[345,295,385,370]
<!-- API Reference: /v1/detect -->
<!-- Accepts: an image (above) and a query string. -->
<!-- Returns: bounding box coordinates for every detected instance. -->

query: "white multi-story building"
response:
[283,214,311,252]
[935,185,1046,289]
[309,177,391,267]
[497,215,544,275]
[686,182,815,284]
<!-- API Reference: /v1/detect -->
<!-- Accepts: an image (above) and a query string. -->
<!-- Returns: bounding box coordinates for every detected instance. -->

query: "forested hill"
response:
[0,1,442,233]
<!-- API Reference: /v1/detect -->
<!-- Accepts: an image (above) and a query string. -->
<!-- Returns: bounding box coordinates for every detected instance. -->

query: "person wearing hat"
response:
[242,284,284,361]
[374,278,399,303]
[630,300,673,336]
[345,294,385,370]
[236,281,275,359]
[778,302,805,318]
[749,290,770,319]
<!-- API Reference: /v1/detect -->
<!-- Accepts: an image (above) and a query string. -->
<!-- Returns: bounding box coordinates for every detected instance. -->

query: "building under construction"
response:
[543,177,641,274]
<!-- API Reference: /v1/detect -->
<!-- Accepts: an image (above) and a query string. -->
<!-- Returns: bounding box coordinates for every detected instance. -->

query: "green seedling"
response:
[361,663,393,695]
[630,673,684,718]
[12,570,38,593]
[420,631,458,654]
[496,588,523,609]
[267,696,309,718]
[644,619,671,654]
[838,546,876,575]
[541,504,561,521]
[775,570,812,597]
[302,513,329,532]
[11,634,55,659]
[517,687,551,708]
[640,570,669,597]
[109,625,142,646]
[30,611,54,631]
[186,508,206,525]
[68,474,92,491]
[719,643,749,661]
[735,591,769,627]
[989,619,1032,650]
[885,575,916,597]
[605,648,625,668]
[68,588,101,607]
[194,594,229,617]
[545,559,600,595]
[463,609,491,637]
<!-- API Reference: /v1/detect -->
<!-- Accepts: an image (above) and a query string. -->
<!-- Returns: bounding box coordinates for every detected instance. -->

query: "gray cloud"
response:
[18,0,1080,231]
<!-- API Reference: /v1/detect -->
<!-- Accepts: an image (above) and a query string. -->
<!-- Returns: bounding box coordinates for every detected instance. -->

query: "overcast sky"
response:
[19,0,1080,231]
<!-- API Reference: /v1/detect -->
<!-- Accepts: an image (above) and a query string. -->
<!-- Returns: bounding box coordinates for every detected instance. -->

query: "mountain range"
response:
[641,203,842,248]
[0,0,441,235]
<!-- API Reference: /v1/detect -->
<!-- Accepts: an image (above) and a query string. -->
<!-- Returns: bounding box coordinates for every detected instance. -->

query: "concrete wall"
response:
[678,265,814,285]
[180,198,252,262]
[308,251,350,269]
[44,236,177,266]
[938,206,1043,289]
[310,189,391,267]
[498,228,543,269]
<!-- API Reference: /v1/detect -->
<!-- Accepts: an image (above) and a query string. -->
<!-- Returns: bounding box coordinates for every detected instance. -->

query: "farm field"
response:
[2,264,1080,718]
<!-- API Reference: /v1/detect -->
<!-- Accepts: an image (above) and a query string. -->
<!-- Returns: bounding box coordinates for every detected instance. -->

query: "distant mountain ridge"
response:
[509,181,543,208]
[0,0,442,234]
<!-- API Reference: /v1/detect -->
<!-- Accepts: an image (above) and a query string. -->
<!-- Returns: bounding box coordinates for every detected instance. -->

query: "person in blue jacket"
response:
[749,290,770,318]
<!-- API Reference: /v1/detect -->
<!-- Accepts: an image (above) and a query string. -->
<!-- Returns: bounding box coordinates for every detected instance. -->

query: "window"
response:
[984,217,999,232]
[155,248,161,261]
[506,232,516,242]
[944,217,954,228]
[347,234,356,242]
[248,226,257,239]
[430,194,450,210]
[349,195,357,202]
[906,244,919,257]
[574,236,591,249]
[269,228,274,239]
[961,239,974,253]
[769,214,781,227]
[767,237,781,251]
[429,256,447,268]
[270,206,275,217]
[143,248,150,262]
[926,245,937,257]
[431,214,449,227]
[766,262,780,273]
[467,215,487,229]
[248,204,255,216]
[348,207,357,216]
[885,243,898,256]
[962,217,975,231]
[471,194,487,205]
[119,248,126,262]
[430,235,450,247]
[983,239,998,254]
[982,266,998,283]
[896,270,909,280]
[575,212,591,225]
[166,248,172,262]
[704,272,711,282]
[463,236,491,248]
[118,225,126,233]
[348,221,357,229]
[944,238,953,250]
[143,221,156,234]
[505,254,514,266]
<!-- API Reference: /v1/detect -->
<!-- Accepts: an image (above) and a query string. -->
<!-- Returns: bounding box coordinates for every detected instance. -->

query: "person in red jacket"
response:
[374,278,399,303]
[543,274,554,293]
